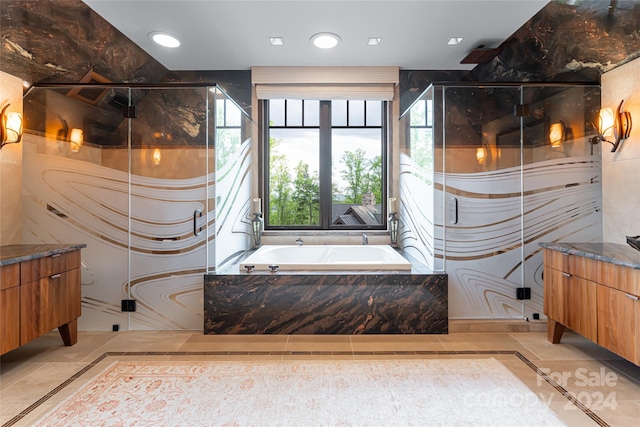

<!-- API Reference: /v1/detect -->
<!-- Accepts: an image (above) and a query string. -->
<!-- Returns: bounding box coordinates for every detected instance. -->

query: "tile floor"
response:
[1,329,639,426]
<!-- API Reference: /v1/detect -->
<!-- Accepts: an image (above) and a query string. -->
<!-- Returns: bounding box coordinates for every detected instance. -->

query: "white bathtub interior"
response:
[241,245,413,271]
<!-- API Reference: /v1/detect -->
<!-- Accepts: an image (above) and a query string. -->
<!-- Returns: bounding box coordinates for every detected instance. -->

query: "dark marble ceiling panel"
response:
[0,0,168,86]
[473,0,640,82]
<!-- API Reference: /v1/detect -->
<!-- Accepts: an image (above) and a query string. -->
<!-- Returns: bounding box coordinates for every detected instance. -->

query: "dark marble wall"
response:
[473,1,640,83]
[399,0,640,114]
[1,1,252,147]
[204,273,448,334]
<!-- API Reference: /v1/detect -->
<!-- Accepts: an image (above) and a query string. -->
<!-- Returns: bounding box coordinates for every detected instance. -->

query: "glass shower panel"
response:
[211,87,253,271]
[398,86,440,270]
[521,85,602,319]
[129,87,209,330]
[442,86,523,318]
[21,86,131,330]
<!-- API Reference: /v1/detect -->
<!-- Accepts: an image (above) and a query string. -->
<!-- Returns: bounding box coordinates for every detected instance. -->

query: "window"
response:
[215,97,243,170]
[408,98,433,184]
[264,99,387,230]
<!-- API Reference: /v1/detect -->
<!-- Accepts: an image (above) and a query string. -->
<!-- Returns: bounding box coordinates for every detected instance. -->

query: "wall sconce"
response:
[57,117,84,152]
[69,128,84,152]
[0,104,23,149]
[549,121,565,148]
[388,198,399,246]
[252,198,263,247]
[592,100,632,152]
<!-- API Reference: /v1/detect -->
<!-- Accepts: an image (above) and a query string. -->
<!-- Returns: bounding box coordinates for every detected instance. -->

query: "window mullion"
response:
[319,101,332,229]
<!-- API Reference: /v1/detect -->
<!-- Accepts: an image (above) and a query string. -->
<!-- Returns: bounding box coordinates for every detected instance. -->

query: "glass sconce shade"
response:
[69,128,83,152]
[549,121,565,148]
[0,104,23,149]
[152,148,162,165]
[598,108,614,138]
[596,100,632,152]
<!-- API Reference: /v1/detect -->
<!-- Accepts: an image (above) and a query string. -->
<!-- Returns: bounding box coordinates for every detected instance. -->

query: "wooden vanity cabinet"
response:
[0,263,21,354]
[543,247,640,366]
[0,248,82,355]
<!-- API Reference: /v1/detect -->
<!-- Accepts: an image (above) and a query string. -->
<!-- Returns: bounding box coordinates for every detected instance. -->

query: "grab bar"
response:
[449,197,458,224]
[193,209,203,236]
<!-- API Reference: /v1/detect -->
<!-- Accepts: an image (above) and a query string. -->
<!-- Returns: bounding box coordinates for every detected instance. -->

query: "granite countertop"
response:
[539,242,640,270]
[0,244,87,266]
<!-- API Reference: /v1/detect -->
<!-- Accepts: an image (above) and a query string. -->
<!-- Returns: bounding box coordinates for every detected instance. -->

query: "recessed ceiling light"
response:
[447,37,463,46]
[310,32,341,49]
[367,37,382,46]
[148,31,181,48]
[269,37,285,46]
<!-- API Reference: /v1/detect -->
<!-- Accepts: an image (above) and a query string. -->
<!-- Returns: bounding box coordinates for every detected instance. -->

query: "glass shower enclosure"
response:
[400,83,602,319]
[19,83,252,330]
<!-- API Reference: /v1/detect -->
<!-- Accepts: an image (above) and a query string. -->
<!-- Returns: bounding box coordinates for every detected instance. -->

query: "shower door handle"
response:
[449,197,458,224]
[193,209,203,236]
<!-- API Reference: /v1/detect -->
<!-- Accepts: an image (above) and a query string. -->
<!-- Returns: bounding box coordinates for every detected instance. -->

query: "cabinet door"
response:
[20,269,81,345]
[0,287,21,354]
[20,278,55,344]
[544,267,566,322]
[544,267,597,341]
[598,285,639,364]
[53,268,81,327]
[567,276,597,342]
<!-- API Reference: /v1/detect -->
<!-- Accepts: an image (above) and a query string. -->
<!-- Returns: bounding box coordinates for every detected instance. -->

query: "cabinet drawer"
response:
[20,268,81,345]
[0,263,20,290]
[20,250,80,284]
[544,249,597,279]
[595,260,640,296]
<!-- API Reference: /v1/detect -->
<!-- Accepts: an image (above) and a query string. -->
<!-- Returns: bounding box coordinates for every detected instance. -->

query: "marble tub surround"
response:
[204,273,447,335]
[0,244,87,265]
[538,242,640,269]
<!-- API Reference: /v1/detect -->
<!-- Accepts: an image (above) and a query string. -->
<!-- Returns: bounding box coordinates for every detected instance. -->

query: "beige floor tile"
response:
[82,330,193,359]
[351,354,448,360]
[180,334,288,351]
[2,403,56,427]
[350,334,445,351]
[509,331,625,362]
[285,335,352,351]
[0,362,46,391]
[282,354,356,361]
[0,362,88,405]
[547,399,604,427]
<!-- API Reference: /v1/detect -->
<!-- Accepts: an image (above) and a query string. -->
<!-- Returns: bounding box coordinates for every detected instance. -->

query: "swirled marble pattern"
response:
[204,273,448,334]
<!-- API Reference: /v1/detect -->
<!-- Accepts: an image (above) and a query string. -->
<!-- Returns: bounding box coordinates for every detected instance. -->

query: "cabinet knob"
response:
[562,272,571,278]
[625,293,639,301]
[50,273,61,279]
[50,253,61,258]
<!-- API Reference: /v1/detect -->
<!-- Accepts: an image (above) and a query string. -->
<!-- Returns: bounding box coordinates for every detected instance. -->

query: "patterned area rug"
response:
[34,358,565,426]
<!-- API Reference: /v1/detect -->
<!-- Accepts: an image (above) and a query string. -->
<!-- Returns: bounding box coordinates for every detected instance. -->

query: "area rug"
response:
[33,358,565,426]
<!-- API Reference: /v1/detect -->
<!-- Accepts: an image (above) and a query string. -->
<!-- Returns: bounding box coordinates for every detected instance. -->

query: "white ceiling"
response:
[82,0,549,71]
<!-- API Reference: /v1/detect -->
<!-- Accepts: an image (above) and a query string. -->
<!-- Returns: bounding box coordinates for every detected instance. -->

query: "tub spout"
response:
[296,238,303,246]
[362,233,368,245]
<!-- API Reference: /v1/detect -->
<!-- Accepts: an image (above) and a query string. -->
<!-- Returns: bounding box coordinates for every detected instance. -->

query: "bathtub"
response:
[241,244,412,271]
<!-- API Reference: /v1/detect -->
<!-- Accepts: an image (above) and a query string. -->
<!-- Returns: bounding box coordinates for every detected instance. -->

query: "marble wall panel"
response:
[204,273,448,334]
